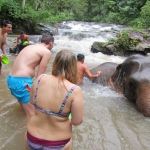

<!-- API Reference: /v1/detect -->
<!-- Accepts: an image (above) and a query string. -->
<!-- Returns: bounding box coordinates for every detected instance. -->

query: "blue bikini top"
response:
[33,74,77,118]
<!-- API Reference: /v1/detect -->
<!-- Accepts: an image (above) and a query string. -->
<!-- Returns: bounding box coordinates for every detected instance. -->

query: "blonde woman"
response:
[26,50,84,150]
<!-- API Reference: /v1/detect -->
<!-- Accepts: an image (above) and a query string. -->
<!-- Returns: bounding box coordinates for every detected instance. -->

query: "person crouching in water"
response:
[14,31,29,56]
[25,50,84,150]
[77,54,102,84]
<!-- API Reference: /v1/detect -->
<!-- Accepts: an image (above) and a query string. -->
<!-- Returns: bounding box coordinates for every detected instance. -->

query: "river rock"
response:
[91,29,150,56]
[36,23,58,35]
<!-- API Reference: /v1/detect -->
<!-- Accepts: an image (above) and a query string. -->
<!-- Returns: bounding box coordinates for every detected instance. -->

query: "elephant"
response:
[89,54,150,117]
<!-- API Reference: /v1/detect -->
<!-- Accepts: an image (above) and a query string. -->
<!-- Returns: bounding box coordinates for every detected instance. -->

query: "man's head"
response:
[41,34,54,50]
[20,31,24,34]
[1,20,12,33]
[20,31,25,38]
[77,54,85,61]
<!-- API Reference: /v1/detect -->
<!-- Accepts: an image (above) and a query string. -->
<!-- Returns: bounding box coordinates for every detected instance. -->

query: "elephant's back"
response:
[89,62,118,86]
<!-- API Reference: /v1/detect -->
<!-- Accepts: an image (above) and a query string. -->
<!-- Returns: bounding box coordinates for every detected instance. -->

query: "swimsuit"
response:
[27,74,77,149]
[34,74,77,118]
[27,132,70,150]
[15,43,28,55]
[7,75,33,104]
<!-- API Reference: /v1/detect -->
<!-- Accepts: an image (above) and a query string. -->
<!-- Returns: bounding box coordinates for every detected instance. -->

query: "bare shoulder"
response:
[37,73,50,80]
[36,74,52,84]
[73,85,82,93]
[41,47,51,56]
[30,44,50,53]
[36,44,51,60]
[25,34,29,38]
[21,44,50,57]
[83,64,89,71]
[78,62,86,70]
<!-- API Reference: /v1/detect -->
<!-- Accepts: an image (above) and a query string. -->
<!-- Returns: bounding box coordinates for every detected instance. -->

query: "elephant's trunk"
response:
[136,83,150,117]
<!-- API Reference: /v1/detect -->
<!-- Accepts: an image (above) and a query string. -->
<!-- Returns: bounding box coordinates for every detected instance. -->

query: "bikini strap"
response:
[33,74,45,104]
[58,85,77,114]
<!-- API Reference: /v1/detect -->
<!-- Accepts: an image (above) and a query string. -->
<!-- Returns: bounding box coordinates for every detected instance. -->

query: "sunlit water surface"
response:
[0,21,150,150]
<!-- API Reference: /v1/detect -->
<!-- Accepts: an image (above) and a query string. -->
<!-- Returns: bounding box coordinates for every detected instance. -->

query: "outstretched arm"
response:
[84,65,101,78]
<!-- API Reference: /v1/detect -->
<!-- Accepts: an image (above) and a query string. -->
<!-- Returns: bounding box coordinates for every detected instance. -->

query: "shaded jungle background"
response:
[0,0,150,34]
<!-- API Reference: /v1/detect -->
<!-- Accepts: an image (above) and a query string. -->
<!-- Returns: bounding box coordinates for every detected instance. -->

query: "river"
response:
[0,21,150,150]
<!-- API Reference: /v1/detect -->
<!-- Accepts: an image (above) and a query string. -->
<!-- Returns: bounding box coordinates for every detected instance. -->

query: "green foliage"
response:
[107,12,121,24]
[0,0,23,30]
[0,0,4,9]
[0,0,21,20]
[44,13,74,25]
[114,30,130,50]
[0,0,149,34]
[130,38,140,47]
[143,33,148,38]
[140,0,150,28]
[20,4,54,33]
[103,42,110,47]
[109,30,141,52]
[128,18,144,29]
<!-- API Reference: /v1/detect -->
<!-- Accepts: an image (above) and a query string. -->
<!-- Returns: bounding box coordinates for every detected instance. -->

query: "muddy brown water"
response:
[0,53,150,150]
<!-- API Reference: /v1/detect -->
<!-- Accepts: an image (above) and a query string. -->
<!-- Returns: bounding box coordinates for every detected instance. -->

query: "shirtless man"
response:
[7,34,54,117]
[14,31,29,55]
[0,20,12,74]
[77,54,102,84]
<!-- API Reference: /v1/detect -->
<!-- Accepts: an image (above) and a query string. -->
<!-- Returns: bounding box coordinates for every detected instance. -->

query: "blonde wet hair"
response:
[52,50,78,84]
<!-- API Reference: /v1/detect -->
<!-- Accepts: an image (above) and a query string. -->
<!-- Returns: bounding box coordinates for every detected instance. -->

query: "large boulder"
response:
[129,30,150,53]
[35,23,58,35]
[91,29,150,56]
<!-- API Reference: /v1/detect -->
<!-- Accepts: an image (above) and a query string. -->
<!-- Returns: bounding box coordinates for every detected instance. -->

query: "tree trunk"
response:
[22,0,25,9]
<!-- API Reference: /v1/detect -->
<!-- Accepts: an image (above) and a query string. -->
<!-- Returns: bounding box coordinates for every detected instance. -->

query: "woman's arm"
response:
[71,86,84,126]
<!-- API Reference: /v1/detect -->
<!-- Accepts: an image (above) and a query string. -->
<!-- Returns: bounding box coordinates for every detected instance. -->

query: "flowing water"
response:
[0,21,150,150]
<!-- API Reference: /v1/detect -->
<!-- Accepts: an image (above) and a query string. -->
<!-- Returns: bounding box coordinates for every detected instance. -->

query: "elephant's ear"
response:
[116,64,122,70]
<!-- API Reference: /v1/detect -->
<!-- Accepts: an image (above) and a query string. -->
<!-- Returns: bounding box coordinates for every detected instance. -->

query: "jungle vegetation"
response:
[0,0,150,33]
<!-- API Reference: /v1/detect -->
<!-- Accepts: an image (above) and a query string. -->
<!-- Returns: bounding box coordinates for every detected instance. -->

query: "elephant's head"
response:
[110,54,150,117]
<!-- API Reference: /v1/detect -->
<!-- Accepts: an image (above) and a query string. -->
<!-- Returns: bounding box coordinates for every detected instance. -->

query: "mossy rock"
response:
[91,29,150,56]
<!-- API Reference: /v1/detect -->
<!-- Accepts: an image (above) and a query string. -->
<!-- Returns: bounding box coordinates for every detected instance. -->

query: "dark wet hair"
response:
[20,31,24,34]
[1,20,12,27]
[41,34,54,44]
[77,54,85,61]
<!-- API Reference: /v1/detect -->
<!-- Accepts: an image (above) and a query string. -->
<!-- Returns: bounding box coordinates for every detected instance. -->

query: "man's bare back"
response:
[10,44,51,78]
[77,61,86,84]
[7,34,54,117]
[77,54,102,84]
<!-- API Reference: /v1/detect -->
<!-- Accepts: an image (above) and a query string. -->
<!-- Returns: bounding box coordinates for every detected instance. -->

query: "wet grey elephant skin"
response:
[90,54,150,117]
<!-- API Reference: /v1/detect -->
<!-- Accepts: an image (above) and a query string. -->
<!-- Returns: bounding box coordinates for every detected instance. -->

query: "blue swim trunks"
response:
[7,75,33,104]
